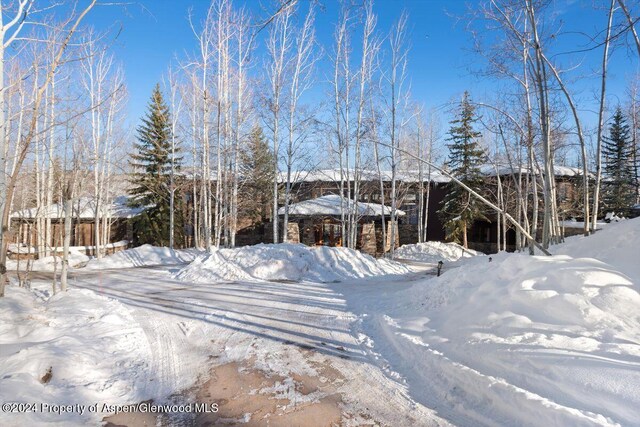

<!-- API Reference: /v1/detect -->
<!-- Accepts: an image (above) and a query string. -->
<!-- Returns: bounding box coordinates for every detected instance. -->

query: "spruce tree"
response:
[601,107,635,216]
[129,84,183,246]
[240,125,275,224]
[439,91,486,248]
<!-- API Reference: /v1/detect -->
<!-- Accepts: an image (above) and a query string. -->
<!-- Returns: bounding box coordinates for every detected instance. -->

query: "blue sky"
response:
[83,0,639,131]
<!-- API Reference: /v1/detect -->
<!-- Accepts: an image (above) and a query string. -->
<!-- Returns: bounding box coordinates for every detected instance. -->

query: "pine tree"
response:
[240,125,275,224]
[129,84,183,246]
[439,91,486,248]
[601,107,635,216]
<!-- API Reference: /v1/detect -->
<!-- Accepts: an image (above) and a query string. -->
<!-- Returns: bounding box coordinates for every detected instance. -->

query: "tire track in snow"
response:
[361,312,618,427]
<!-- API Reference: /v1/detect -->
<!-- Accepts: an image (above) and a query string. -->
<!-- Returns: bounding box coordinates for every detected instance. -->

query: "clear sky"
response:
[83,0,639,131]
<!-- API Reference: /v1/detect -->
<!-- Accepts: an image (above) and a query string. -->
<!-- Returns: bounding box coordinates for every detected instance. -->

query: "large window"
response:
[315,223,342,247]
[402,203,418,225]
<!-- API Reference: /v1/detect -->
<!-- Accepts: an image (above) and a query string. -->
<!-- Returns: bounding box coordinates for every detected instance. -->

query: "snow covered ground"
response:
[0,286,151,426]
[341,218,640,426]
[0,245,438,426]
[1,220,639,426]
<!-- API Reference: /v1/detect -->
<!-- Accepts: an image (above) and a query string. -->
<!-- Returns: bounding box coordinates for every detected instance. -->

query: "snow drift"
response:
[83,244,199,270]
[553,217,640,281]
[0,287,151,426]
[394,241,483,263]
[175,243,412,283]
[6,249,90,272]
[377,217,640,426]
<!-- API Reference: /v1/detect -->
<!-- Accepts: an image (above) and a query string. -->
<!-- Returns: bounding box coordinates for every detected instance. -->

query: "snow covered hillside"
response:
[344,217,640,426]
[175,243,412,283]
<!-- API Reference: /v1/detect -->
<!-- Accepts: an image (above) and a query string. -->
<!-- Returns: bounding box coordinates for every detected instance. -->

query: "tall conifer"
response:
[439,91,486,248]
[129,84,183,246]
[601,107,635,215]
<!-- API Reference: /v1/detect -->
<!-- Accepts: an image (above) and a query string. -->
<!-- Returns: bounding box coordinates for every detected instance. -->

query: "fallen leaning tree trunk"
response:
[378,141,552,256]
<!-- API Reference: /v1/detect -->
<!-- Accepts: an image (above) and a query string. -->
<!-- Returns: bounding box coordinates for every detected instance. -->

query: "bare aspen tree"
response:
[617,0,640,57]
[167,67,184,249]
[80,32,125,258]
[283,5,316,243]
[538,53,590,237]
[213,0,231,248]
[350,0,380,248]
[0,0,33,285]
[415,109,426,244]
[331,5,351,247]
[184,68,202,247]
[0,0,98,296]
[476,0,540,254]
[524,0,562,247]
[60,122,84,292]
[189,3,215,250]
[416,110,438,243]
[230,8,253,247]
[370,100,386,254]
[385,12,410,258]
[265,0,294,244]
[592,0,616,230]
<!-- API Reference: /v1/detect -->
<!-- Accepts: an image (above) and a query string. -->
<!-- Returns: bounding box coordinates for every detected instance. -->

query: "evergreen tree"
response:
[129,84,183,246]
[601,107,635,215]
[439,91,486,248]
[240,125,275,224]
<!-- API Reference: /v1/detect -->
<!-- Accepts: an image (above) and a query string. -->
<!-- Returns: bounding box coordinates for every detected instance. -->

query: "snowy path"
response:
[69,266,447,426]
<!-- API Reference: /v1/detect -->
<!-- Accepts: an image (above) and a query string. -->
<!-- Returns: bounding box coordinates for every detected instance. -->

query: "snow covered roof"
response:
[479,163,590,178]
[278,194,405,218]
[278,164,588,185]
[10,196,144,220]
[278,169,451,184]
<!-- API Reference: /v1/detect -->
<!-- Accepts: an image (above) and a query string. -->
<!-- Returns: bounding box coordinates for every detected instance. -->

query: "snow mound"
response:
[83,244,200,270]
[390,218,640,425]
[7,249,90,272]
[394,241,483,263]
[0,286,151,426]
[553,216,640,281]
[419,253,639,338]
[175,243,412,283]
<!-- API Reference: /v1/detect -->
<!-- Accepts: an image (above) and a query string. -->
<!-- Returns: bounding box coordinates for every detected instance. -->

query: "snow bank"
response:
[0,286,151,426]
[83,244,200,270]
[553,217,640,281]
[176,243,412,283]
[394,241,483,263]
[6,249,90,272]
[380,217,640,425]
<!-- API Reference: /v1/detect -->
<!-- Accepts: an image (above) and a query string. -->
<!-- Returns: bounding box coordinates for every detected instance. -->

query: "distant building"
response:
[8,196,142,258]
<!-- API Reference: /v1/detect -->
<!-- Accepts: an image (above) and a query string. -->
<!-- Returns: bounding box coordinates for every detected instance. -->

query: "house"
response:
[466,164,590,253]
[8,196,143,258]
[258,164,589,255]
[275,194,405,256]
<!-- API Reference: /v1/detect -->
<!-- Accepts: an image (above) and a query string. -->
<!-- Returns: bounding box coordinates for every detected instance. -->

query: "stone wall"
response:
[359,222,377,256]
[286,223,300,243]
